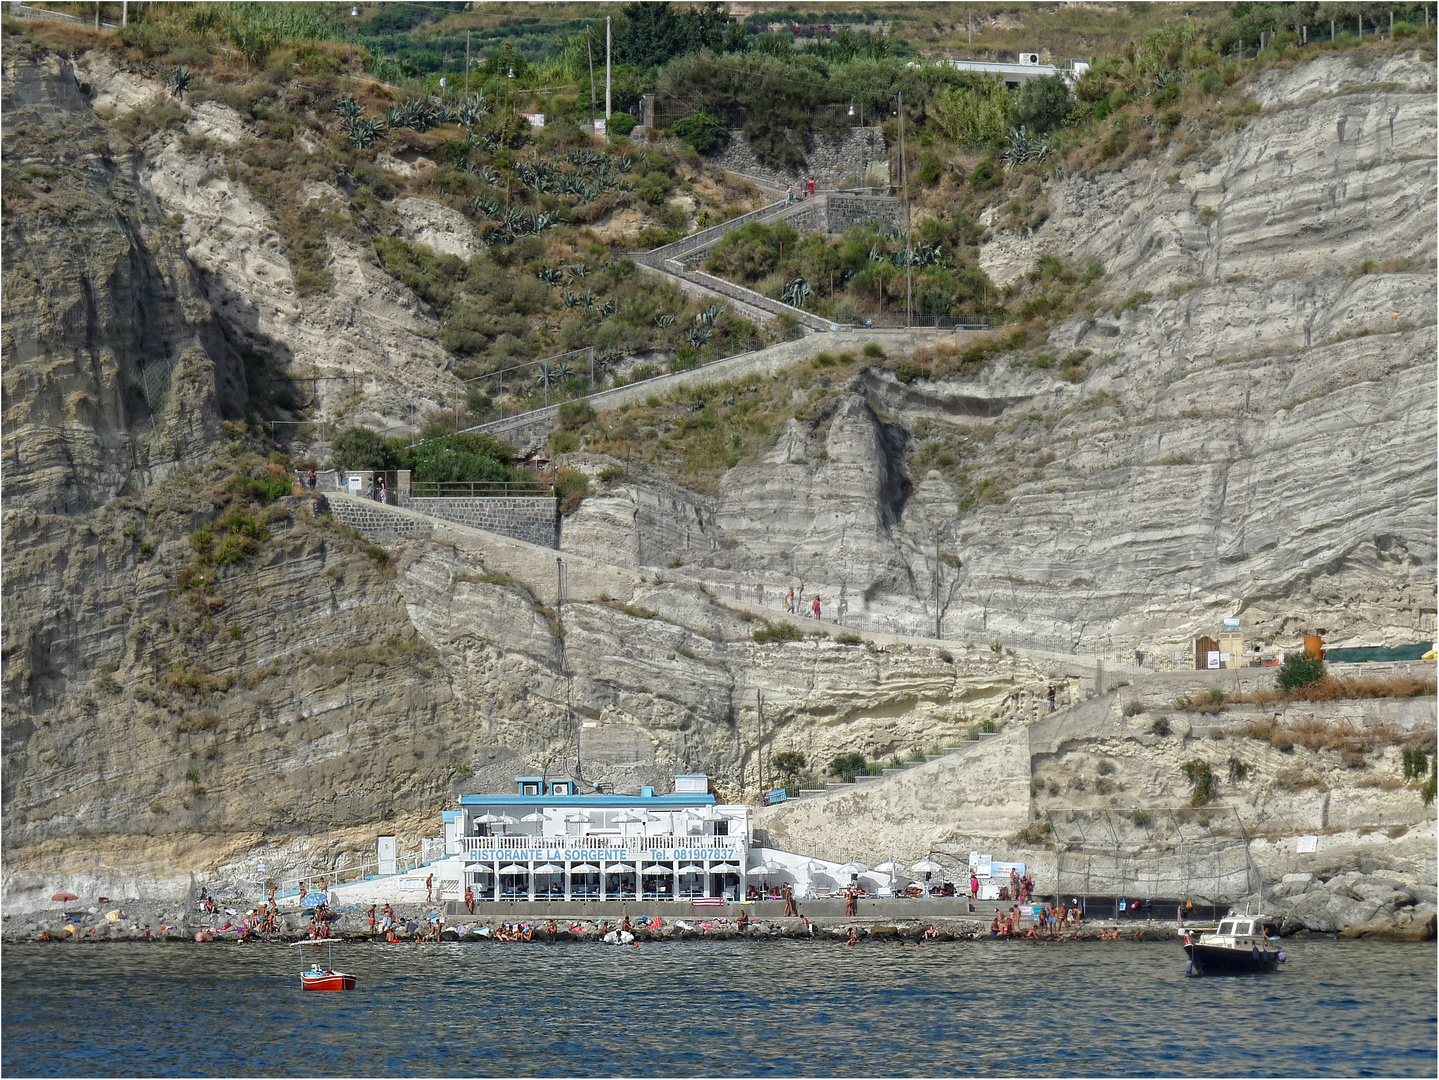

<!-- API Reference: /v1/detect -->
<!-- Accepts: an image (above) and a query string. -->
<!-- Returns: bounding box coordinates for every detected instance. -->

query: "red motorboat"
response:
[294,938,357,992]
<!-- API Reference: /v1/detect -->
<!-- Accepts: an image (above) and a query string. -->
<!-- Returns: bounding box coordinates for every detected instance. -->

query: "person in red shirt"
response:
[811,595,821,619]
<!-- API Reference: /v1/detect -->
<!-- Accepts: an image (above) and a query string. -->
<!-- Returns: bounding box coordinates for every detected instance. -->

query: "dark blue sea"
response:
[2,937,1434,1076]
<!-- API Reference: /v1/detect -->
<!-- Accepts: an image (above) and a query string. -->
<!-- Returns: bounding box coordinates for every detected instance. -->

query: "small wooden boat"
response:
[1183,913,1286,976]
[294,938,356,992]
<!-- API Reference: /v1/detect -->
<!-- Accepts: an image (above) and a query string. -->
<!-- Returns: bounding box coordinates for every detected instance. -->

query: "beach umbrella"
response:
[570,863,600,874]
[498,864,529,874]
[748,863,777,876]
[875,859,905,874]
[641,864,673,876]
[678,864,705,874]
[475,813,501,824]
[839,860,868,876]
[495,813,518,825]
[51,892,78,902]
[564,812,590,823]
[606,863,637,874]
[711,863,740,873]
[521,811,546,823]
[534,863,562,874]
[910,859,944,873]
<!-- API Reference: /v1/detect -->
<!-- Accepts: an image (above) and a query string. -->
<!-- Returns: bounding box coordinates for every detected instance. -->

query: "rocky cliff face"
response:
[2,55,246,515]
[2,46,1434,911]
[562,52,1437,660]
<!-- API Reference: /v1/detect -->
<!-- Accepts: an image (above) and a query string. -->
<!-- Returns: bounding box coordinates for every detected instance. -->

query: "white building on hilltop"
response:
[428,775,754,902]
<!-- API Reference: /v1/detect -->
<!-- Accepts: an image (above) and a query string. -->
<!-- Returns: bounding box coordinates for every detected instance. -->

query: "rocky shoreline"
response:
[4,899,1431,945]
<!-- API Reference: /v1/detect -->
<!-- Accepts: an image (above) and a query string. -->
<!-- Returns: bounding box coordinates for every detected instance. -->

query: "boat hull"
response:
[1184,942,1281,976]
[301,970,357,992]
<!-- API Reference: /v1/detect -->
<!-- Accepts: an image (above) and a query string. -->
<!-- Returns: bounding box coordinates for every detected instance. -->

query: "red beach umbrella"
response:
[51,892,79,902]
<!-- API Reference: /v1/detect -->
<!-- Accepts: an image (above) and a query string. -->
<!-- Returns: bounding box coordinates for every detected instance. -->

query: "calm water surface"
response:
[2,938,1434,1076]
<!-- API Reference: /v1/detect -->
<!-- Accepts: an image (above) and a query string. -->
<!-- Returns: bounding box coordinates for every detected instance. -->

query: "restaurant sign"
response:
[465,844,738,863]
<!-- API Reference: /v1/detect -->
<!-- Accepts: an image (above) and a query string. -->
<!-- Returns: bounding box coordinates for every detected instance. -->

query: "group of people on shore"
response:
[988,900,1083,939]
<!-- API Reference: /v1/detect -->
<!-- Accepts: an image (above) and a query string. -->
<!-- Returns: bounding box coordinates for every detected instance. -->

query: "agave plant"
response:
[537,362,573,388]
[595,347,623,372]
[537,264,563,285]
[165,66,194,101]
[469,195,500,218]
[1004,125,1051,167]
[343,116,386,149]
[600,299,617,316]
[560,289,580,308]
[580,289,596,310]
[655,313,676,328]
[685,326,712,348]
[569,262,588,279]
[334,93,363,120]
[781,278,814,308]
[699,304,724,326]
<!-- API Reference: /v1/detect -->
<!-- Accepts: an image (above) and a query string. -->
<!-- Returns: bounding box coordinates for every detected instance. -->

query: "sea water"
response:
[2,938,1434,1076]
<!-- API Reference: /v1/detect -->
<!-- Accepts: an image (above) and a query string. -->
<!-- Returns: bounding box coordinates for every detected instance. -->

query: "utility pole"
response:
[605,16,612,128]
[968,10,972,44]
[122,0,127,27]
[899,90,912,329]
[586,26,597,132]
[756,691,764,796]
[464,30,470,95]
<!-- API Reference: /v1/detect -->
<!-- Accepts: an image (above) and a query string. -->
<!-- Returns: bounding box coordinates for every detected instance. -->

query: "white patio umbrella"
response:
[605,863,637,873]
[711,863,741,873]
[874,859,906,874]
[839,860,869,876]
[521,811,546,823]
[498,864,529,874]
[564,812,591,823]
[475,813,501,824]
[570,863,600,874]
[534,863,563,874]
[677,864,705,874]
[495,813,518,825]
[749,862,777,876]
[910,859,944,874]
[641,864,673,875]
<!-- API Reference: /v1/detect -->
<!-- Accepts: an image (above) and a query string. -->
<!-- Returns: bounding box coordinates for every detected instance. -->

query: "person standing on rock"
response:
[465,885,475,915]
[845,888,857,917]
[970,871,979,899]
[782,883,797,917]
[426,873,434,902]
[811,595,821,620]
[308,465,317,492]
[785,587,795,613]
[1047,685,1057,712]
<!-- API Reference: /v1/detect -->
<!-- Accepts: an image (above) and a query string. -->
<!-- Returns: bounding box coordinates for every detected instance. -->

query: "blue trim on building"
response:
[458,793,716,808]
[442,811,462,822]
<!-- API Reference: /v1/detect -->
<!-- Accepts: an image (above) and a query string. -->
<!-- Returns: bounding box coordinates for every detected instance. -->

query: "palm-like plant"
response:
[165,66,194,100]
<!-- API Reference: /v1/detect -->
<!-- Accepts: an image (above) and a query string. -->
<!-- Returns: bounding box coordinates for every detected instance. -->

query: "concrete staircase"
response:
[629,195,836,331]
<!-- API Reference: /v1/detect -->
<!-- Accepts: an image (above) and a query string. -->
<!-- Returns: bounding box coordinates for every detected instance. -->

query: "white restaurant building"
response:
[428,774,755,902]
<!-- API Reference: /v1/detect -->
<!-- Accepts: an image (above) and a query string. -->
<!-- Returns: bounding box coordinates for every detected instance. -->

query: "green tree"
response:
[772,750,807,781]
[671,109,728,152]
[1012,74,1073,134]
[330,426,395,470]
[828,751,869,779]
[1276,654,1326,693]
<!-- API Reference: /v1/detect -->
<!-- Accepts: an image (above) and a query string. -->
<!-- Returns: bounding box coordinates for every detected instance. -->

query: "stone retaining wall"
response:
[828,193,906,233]
[406,496,559,549]
[325,495,435,541]
[709,126,889,190]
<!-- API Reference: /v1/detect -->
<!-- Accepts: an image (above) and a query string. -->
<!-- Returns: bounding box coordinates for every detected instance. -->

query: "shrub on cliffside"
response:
[1276,654,1326,693]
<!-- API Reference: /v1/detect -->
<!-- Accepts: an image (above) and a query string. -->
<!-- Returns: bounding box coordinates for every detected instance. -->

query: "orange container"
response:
[1304,635,1324,660]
